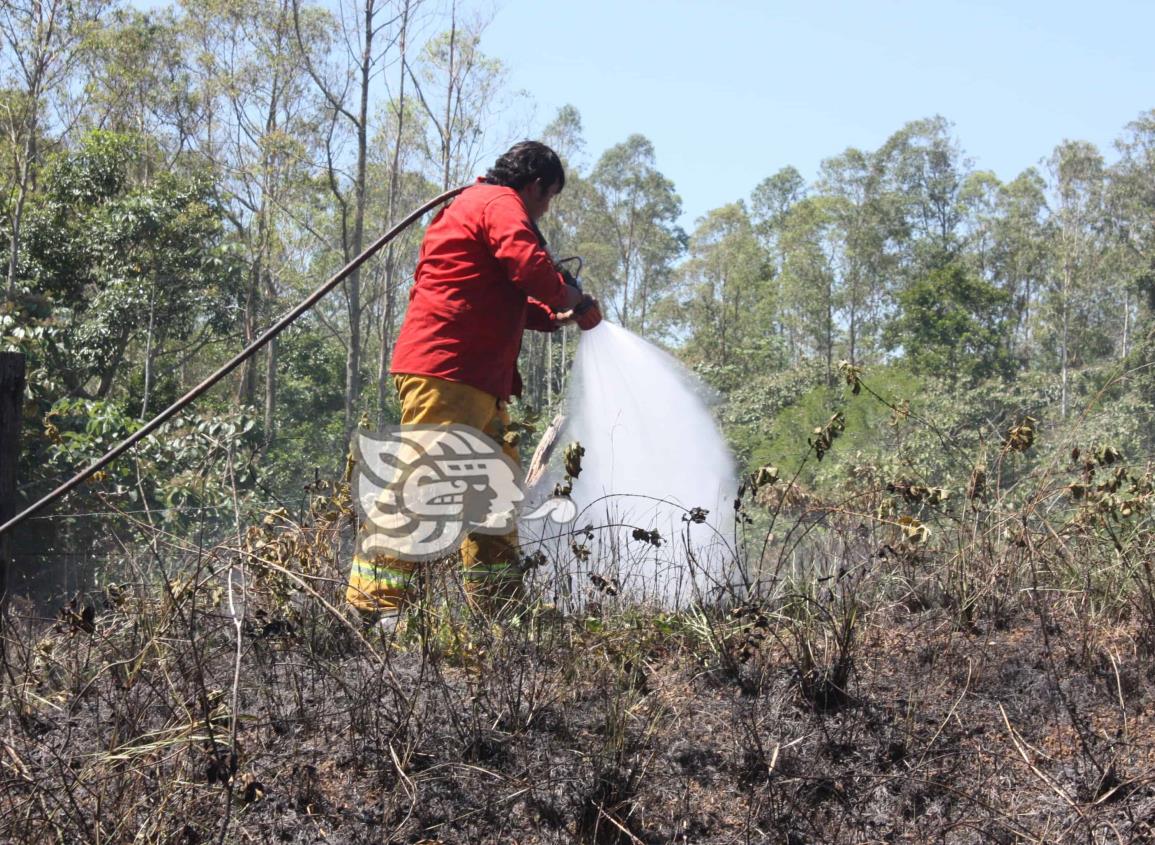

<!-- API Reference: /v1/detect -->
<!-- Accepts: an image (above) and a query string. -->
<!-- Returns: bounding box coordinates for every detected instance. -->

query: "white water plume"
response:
[524,322,742,608]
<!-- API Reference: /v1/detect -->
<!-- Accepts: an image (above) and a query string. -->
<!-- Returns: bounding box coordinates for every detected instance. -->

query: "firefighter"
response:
[347,141,602,628]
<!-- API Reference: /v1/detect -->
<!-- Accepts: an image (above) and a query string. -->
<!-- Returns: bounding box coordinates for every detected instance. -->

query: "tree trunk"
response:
[5,139,34,302]
[376,252,397,429]
[546,331,553,407]
[343,0,375,434]
[141,295,156,418]
[441,6,456,190]
[848,307,857,366]
[825,293,834,386]
[264,338,277,447]
[1060,264,1071,420]
[263,261,278,446]
[237,257,261,405]
[376,0,410,430]
[1,353,26,621]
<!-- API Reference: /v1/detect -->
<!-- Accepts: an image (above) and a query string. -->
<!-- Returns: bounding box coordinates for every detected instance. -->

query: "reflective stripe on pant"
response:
[346,373,523,614]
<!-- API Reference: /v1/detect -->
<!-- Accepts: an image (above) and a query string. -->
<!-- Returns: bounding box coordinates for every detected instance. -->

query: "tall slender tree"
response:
[1045,140,1110,417]
[583,134,683,334]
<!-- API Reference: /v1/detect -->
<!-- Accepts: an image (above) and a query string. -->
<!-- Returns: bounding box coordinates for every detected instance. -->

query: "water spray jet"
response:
[524,321,742,609]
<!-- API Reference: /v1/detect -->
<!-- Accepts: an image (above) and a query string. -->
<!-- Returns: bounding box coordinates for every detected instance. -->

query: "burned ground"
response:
[4,580,1155,844]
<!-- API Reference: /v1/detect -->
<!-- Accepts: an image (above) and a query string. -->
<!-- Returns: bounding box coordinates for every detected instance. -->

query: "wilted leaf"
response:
[563,441,585,479]
[1005,416,1037,452]
[753,465,780,489]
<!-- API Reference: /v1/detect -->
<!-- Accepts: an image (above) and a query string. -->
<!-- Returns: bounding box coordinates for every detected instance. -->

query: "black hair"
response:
[483,141,565,192]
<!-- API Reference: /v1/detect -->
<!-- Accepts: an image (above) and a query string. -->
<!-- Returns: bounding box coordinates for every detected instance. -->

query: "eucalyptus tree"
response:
[582,134,684,335]
[1044,140,1111,417]
[78,7,196,157]
[289,0,415,433]
[747,166,805,363]
[1108,111,1155,408]
[371,0,419,428]
[750,166,806,243]
[1109,112,1155,350]
[749,165,805,281]
[817,147,904,365]
[957,170,1002,284]
[877,115,968,278]
[518,104,589,409]
[675,201,774,388]
[408,8,508,191]
[182,0,326,444]
[540,104,586,172]
[990,169,1049,363]
[775,195,839,380]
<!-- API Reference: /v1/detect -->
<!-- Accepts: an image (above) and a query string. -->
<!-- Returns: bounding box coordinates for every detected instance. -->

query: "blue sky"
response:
[480,0,1155,228]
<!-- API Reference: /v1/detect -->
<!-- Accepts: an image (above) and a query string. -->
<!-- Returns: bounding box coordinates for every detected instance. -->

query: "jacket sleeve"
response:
[482,192,571,311]
[525,297,558,333]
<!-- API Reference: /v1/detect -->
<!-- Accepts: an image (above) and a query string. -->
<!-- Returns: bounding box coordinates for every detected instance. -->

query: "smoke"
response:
[525,322,742,608]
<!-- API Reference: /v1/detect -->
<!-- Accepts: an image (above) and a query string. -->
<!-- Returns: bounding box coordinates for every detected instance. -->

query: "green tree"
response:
[409,12,510,191]
[371,0,423,429]
[818,147,904,364]
[750,165,806,243]
[19,131,241,407]
[885,260,1011,383]
[1043,140,1112,417]
[776,195,838,379]
[183,0,325,441]
[1,0,109,299]
[79,7,196,151]
[289,0,408,433]
[521,104,590,410]
[990,169,1049,362]
[675,202,776,388]
[1109,111,1155,356]
[878,115,967,275]
[583,134,684,335]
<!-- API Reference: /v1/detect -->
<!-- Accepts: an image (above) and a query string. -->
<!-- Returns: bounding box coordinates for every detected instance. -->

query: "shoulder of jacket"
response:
[475,184,524,212]
[467,187,531,240]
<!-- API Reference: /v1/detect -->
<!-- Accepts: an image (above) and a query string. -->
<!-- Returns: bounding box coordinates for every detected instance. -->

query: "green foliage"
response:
[714,363,824,469]
[259,328,350,491]
[44,396,259,528]
[276,329,347,426]
[755,365,923,487]
[18,131,242,399]
[885,261,1013,383]
[582,134,686,334]
[674,202,775,377]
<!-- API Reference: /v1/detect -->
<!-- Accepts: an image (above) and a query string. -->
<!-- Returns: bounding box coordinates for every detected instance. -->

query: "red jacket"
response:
[391,182,569,400]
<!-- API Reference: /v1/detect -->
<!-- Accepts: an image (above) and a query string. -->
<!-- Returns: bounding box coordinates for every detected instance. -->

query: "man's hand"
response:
[574,295,602,330]
[554,295,602,330]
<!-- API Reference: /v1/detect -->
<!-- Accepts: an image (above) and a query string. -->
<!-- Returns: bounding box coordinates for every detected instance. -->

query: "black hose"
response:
[0,184,469,539]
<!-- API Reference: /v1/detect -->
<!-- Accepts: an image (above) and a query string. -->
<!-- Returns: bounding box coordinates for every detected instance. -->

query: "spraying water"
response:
[524,322,742,608]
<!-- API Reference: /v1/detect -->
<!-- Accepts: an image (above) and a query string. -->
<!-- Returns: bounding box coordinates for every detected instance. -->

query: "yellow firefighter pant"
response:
[346,374,523,615]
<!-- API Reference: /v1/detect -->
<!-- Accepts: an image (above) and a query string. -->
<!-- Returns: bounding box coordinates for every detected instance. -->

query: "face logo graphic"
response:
[355,424,581,561]
[355,426,526,560]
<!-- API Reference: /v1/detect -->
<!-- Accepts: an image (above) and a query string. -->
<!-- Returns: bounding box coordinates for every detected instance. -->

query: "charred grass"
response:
[5,542,1155,843]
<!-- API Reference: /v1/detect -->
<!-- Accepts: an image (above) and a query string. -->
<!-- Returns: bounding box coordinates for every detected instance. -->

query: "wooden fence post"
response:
[0,352,26,628]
